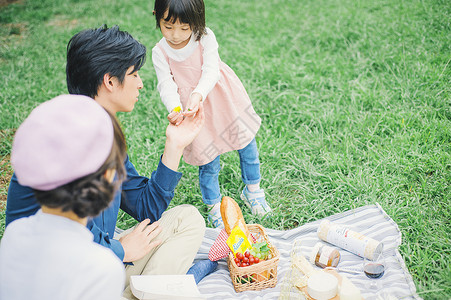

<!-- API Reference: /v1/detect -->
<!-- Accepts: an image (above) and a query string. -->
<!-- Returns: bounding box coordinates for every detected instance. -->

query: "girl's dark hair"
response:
[66,25,146,98]
[154,0,206,41]
[34,110,127,219]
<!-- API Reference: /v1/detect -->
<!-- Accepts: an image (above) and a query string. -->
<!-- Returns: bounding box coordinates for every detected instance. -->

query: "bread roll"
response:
[220,196,250,238]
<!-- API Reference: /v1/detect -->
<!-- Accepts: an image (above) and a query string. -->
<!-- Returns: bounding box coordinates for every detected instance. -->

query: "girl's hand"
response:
[183,92,202,117]
[167,107,184,126]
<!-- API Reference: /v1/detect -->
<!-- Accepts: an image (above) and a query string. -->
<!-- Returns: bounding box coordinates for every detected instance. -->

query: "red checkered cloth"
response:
[208,229,257,261]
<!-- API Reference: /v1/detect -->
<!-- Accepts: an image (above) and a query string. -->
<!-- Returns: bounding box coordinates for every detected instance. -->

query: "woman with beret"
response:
[0,95,127,299]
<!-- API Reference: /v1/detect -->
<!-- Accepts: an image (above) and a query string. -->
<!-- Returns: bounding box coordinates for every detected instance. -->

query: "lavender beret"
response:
[11,94,114,191]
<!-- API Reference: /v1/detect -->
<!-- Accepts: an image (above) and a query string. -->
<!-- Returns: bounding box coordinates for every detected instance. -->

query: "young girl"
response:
[152,0,272,228]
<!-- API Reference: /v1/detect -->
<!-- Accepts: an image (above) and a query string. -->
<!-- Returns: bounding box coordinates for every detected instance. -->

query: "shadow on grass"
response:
[0,0,21,8]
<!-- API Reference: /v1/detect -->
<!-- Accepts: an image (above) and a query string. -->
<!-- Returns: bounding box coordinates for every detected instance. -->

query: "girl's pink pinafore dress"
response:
[157,41,261,166]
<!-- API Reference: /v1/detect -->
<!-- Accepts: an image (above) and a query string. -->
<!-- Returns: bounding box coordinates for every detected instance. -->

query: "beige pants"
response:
[119,204,206,300]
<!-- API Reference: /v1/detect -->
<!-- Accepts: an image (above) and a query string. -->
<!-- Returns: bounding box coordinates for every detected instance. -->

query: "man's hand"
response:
[162,101,205,171]
[119,219,162,263]
[183,92,202,117]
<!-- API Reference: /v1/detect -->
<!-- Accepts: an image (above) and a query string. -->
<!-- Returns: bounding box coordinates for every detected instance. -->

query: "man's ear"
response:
[103,73,115,92]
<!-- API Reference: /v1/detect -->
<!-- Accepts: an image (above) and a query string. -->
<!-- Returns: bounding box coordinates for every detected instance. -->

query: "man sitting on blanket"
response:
[5,25,216,299]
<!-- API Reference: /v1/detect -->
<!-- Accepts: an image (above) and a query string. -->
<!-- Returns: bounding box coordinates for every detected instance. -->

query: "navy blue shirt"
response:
[5,155,182,261]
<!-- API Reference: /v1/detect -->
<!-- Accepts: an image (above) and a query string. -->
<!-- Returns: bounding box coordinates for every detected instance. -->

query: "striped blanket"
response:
[194,203,422,300]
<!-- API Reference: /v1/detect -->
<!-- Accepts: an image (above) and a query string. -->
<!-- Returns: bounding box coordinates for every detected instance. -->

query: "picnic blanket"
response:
[194,203,422,300]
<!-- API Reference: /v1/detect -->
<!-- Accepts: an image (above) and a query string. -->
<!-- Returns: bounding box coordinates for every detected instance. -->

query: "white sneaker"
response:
[240,187,272,217]
[207,204,224,229]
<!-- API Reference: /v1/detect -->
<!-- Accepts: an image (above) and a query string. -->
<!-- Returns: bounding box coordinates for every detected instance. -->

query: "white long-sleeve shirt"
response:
[0,210,125,300]
[152,27,221,112]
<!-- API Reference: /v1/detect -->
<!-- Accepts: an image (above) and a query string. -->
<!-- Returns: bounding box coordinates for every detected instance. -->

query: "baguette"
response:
[220,196,250,238]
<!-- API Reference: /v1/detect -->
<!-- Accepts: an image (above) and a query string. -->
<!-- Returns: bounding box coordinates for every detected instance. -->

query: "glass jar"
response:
[309,242,341,268]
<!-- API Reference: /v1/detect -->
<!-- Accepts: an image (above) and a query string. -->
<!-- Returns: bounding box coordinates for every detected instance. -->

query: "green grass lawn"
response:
[0,0,450,298]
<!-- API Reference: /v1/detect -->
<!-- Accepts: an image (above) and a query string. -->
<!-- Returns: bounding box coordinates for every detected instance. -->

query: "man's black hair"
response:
[66,25,146,98]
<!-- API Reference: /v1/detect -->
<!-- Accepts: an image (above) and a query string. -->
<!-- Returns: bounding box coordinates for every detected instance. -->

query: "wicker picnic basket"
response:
[227,224,280,292]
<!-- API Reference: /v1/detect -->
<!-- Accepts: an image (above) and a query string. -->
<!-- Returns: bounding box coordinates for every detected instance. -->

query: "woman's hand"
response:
[183,92,202,117]
[167,106,184,126]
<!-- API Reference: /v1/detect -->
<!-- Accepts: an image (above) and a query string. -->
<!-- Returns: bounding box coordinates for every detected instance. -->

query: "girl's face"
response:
[159,11,192,49]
